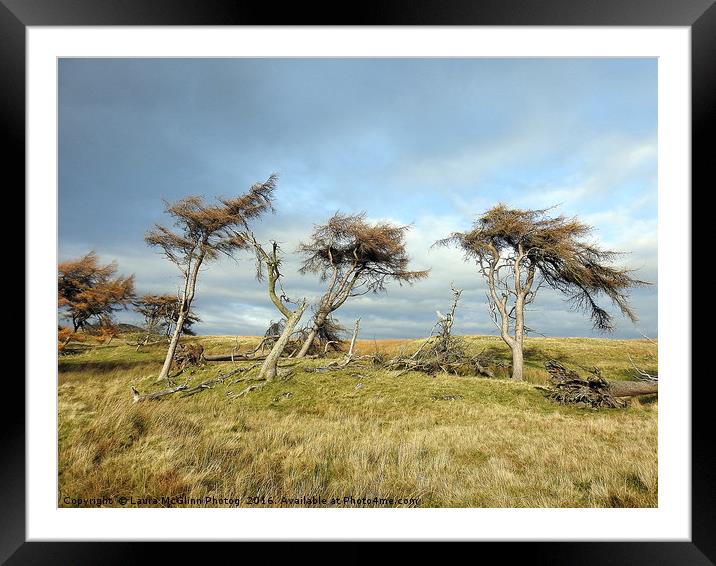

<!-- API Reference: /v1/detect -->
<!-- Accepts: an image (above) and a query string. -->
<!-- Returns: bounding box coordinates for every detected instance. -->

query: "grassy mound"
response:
[58,335,657,508]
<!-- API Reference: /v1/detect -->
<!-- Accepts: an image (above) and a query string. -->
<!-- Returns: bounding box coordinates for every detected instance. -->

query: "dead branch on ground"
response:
[131,363,260,402]
[310,318,372,372]
[385,286,497,377]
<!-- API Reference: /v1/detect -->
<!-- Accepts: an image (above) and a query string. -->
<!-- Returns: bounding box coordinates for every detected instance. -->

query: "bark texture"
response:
[607,380,658,397]
[258,301,308,381]
[156,257,202,383]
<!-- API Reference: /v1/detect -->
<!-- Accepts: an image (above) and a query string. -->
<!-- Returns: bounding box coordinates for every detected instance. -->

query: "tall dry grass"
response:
[58,336,657,508]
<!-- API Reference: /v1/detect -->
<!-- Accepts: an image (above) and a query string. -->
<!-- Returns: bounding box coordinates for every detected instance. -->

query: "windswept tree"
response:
[436,204,648,380]
[133,293,200,338]
[58,251,135,332]
[243,234,308,380]
[146,175,276,382]
[295,212,429,358]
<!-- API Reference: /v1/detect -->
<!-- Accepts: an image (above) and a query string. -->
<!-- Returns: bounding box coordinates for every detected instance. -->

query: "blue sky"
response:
[59,58,657,339]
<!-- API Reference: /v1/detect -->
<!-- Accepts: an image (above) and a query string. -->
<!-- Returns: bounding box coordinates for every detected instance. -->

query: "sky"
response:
[58,58,657,339]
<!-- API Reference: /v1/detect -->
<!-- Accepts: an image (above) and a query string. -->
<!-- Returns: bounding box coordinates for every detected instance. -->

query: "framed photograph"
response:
[9,0,708,561]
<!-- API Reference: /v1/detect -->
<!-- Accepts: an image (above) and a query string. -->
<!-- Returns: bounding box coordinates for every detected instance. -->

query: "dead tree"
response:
[171,343,205,375]
[310,316,347,354]
[386,285,495,377]
[260,319,286,352]
[240,231,310,381]
[628,333,658,382]
[145,175,276,383]
[608,380,658,397]
[131,364,260,402]
[295,212,428,357]
[309,317,367,373]
[345,317,361,359]
[544,360,657,408]
[436,205,648,380]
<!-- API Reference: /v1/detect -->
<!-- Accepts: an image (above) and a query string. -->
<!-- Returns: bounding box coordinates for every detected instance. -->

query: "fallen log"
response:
[131,384,188,402]
[608,380,658,397]
[203,333,286,362]
[544,360,657,408]
[131,364,259,402]
[203,353,257,362]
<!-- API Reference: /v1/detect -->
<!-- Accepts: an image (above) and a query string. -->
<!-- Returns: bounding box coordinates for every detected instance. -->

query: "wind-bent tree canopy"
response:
[436,204,647,380]
[146,175,276,382]
[58,251,135,332]
[295,212,429,358]
[133,293,200,337]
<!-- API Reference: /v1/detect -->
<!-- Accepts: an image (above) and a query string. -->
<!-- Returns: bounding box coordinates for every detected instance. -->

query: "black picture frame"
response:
[6,0,707,562]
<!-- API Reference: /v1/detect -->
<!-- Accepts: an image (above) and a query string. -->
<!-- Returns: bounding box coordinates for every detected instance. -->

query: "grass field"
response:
[58,335,657,508]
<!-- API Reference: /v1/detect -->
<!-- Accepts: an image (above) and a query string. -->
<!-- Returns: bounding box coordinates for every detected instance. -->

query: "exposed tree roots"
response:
[544,360,658,409]
[171,343,205,372]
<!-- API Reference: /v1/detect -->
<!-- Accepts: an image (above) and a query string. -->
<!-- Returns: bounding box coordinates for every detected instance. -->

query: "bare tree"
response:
[384,284,495,378]
[145,175,276,383]
[258,301,308,381]
[246,236,294,319]
[436,204,648,380]
[133,293,200,349]
[294,212,429,358]
[243,232,309,380]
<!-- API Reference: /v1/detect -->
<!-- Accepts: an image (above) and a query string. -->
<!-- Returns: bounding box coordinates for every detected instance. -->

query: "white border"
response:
[27,27,691,541]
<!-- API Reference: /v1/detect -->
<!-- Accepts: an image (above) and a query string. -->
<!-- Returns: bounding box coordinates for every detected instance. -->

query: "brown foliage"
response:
[57,326,75,351]
[58,251,135,332]
[95,323,120,344]
[146,176,276,383]
[296,212,428,354]
[171,343,205,372]
[436,204,648,332]
[144,175,277,266]
[298,212,429,293]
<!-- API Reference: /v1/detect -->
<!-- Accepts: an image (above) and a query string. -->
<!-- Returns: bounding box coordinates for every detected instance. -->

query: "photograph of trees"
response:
[58,58,658,508]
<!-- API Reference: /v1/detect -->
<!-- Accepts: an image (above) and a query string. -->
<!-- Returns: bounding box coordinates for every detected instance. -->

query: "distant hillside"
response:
[83,322,146,334]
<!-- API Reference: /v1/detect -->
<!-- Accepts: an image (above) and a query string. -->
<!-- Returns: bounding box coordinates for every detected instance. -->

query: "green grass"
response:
[58,335,657,508]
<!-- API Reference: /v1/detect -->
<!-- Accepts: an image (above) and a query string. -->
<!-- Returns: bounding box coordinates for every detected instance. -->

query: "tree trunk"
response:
[156,310,186,383]
[295,327,317,358]
[259,301,307,380]
[607,381,658,397]
[296,309,328,358]
[510,342,524,381]
[156,255,203,383]
[347,317,361,358]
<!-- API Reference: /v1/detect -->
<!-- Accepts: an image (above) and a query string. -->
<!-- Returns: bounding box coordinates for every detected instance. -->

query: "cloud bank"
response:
[59,58,657,339]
